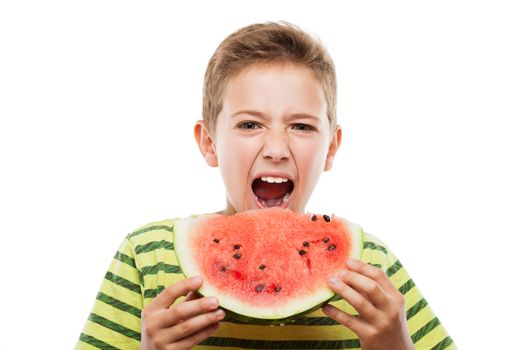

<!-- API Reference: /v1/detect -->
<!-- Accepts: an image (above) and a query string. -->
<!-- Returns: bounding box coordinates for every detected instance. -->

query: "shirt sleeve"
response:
[75,238,143,350]
[361,233,456,350]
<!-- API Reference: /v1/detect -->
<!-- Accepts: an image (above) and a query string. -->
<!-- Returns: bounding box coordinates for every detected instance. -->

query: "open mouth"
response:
[252,176,294,208]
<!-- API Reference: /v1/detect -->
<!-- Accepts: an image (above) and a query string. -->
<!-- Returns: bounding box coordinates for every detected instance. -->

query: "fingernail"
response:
[323,304,335,312]
[328,277,340,286]
[191,276,203,284]
[215,309,225,319]
[337,270,346,278]
[206,297,218,308]
[347,258,356,267]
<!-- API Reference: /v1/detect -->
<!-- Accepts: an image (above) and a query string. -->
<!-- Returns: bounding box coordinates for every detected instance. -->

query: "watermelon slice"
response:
[174,208,363,323]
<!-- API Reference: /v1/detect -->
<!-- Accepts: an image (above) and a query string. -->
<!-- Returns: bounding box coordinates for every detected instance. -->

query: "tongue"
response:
[252,179,290,200]
[260,197,284,207]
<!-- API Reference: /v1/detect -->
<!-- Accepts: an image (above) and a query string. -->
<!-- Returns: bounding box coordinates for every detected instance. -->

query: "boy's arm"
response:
[323,233,456,350]
[75,238,143,349]
[140,276,224,350]
[323,258,415,350]
[76,233,223,350]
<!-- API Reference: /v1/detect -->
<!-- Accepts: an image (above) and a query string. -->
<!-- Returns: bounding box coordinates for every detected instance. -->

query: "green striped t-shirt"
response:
[76,216,455,349]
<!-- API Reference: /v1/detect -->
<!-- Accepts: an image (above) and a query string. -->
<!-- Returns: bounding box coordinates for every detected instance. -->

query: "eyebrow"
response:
[231,110,320,121]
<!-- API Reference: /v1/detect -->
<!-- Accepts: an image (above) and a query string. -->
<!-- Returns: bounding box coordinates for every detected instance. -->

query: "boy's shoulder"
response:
[121,218,176,255]
[361,230,390,252]
[124,213,210,246]
[126,217,175,238]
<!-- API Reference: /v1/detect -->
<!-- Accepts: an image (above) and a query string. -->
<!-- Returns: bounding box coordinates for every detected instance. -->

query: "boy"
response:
[77,22,455,349]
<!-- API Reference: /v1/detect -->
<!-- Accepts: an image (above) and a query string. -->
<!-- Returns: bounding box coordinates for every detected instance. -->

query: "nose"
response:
[262,130,290,162]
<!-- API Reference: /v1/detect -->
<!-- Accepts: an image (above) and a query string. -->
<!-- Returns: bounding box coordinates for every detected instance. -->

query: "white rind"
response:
[348,220,364,262]
[174,214,364,320]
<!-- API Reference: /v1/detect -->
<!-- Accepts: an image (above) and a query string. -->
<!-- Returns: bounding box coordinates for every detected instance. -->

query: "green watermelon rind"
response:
[221,293,344,325]
[173,212,364,324]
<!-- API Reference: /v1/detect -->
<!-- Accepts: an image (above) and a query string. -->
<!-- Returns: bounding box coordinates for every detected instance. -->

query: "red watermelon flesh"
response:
[174,208,363,322]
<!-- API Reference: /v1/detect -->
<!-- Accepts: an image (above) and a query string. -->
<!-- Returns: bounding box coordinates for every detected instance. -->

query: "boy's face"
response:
[195,62,341,215]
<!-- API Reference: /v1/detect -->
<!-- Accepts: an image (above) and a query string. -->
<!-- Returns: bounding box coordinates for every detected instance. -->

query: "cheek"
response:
[294,138,329,174]
[229,138,258,162]
[217,137,258,180]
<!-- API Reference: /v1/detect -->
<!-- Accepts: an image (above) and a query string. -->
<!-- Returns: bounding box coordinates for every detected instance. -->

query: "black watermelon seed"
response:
[220,266,227,272]
[298,249,307,256]
[233,253,242,259]
[323,214,331,222]
[311,215,317,222]
[255,284,265,293]
[259,264,266,270]
[303,241,310,247]
[323,237,330,243]
[213,238,220,243]
[233,244,241,250]
[328,244,336,251]
[274,285,281,292]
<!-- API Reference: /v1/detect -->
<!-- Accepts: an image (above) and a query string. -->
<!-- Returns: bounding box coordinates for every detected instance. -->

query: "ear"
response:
[194,120,218,167]
[324,125,342,171]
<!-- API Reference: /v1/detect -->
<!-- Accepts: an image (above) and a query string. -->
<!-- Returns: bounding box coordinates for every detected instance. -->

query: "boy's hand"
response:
[322,259,415,350]
[140,276,225,350]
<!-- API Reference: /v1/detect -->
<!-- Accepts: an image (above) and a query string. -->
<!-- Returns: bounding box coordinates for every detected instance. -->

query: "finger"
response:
[336,269,389,309]
[169,321,221,349]
[322,304,371,337]
[149,276,203,311]
[347,259,397,294]
[327,276,378,320]
[175,292,203,325]
[157,296,221,328]
[184,290,202,302]
[162,308,225,344]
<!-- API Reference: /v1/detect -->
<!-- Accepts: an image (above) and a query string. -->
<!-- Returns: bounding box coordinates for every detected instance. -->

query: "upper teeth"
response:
[261,176,288,184]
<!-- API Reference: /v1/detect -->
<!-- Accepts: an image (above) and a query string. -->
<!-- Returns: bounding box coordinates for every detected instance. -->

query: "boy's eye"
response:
[238,121,260,130]
[292,123,315,131]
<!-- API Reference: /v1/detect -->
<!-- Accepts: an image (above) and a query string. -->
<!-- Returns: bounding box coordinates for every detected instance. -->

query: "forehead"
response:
[221,62,327,119]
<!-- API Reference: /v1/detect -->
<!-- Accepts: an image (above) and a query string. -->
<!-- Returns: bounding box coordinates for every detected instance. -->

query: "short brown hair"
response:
[202,21,337,134]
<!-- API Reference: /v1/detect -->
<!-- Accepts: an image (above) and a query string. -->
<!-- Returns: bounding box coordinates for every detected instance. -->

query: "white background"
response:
[1,1,524,349]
